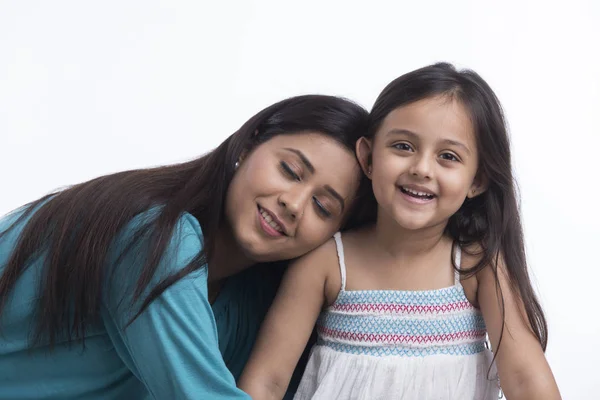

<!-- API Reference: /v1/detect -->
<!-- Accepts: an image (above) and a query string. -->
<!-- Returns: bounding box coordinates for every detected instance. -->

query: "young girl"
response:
[239,64,561,399]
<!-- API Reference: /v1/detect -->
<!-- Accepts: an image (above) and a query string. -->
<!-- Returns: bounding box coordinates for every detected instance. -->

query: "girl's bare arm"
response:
[238,240,337,399]
[478,257,561,399]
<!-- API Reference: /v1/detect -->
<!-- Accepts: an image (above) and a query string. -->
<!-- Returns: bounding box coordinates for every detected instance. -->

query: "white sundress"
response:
[294,232,500,400]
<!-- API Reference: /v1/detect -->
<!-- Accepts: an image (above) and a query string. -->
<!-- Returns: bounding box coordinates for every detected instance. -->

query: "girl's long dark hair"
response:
[0,94,370,348]
[366,63,548,355]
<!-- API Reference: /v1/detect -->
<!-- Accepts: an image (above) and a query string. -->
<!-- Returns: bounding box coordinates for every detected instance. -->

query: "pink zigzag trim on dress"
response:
[331,300,473,314]
[319,326,487,345]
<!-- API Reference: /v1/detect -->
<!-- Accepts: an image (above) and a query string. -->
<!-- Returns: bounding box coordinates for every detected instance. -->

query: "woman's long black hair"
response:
[0,94,370,348]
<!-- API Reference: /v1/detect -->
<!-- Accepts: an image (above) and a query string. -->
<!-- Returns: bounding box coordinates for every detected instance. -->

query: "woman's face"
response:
[226,132,361,262]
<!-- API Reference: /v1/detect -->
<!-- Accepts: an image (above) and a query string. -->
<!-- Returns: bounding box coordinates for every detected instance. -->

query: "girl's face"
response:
[226,132,361,262]
[359,96,485,232]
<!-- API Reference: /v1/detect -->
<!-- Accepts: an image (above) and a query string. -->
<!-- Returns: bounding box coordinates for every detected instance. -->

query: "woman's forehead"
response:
[264,132,361,190]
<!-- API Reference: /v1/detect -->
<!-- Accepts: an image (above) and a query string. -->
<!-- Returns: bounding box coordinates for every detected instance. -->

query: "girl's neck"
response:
[370,209,450,259]
[208,223,255,283]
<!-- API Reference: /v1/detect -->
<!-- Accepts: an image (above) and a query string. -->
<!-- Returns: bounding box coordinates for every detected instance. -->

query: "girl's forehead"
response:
[377,97,477,146]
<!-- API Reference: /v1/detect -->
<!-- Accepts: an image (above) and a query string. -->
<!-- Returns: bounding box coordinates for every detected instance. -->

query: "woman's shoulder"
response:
[0,197,54,238]
[119,208,203,246]
[105,209,208,313]
[172,212,204,248]
[109,209,206,281]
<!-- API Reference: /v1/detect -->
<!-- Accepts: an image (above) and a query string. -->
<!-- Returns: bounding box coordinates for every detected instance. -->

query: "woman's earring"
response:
[234,161,240,170]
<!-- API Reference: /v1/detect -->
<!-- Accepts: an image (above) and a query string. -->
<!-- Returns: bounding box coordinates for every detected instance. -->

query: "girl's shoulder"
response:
[335,226,373,253]
[289,234,345,305]
[458,242,507,308]
[291,235,340,278]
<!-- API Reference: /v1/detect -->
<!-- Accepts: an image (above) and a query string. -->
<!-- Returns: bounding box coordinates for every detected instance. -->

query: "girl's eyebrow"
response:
[441,139,471,155]
[386,128,418,138]
[387,129,471,155]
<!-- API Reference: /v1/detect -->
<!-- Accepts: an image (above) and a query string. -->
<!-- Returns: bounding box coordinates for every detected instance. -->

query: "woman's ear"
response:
[356,137,373,179]
[236,149,250,168]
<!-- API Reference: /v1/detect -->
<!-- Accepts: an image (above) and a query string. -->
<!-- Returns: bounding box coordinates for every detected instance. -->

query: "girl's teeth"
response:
[404,187,433,198]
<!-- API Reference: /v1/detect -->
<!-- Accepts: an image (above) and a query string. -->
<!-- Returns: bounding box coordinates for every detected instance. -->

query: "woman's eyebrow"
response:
[325,185,345,211]
[283,147,344,211]
[283,148,315,174]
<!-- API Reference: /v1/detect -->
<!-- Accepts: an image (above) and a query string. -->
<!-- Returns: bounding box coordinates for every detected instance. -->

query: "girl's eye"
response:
[392,143,413,152]
[280,161,301,181]
[313,196,332,218]
[440,153,459,162]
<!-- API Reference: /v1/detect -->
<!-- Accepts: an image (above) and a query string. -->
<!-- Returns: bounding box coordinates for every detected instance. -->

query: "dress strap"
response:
[333,232,347,291]
[453,244,462,285]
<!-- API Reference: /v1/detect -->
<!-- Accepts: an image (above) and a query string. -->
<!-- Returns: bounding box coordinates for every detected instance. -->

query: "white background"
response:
[0,1,598,398]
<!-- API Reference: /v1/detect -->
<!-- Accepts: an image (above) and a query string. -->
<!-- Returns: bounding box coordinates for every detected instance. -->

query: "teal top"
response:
[0,206,280,399]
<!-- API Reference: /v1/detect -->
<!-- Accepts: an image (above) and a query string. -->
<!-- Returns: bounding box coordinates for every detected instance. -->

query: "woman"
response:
[0,95,370,399]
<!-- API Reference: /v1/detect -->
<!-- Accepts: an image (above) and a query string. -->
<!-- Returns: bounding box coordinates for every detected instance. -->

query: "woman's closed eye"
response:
[279,160,338,218]
[280,161,301,181]
[313,196,333,218]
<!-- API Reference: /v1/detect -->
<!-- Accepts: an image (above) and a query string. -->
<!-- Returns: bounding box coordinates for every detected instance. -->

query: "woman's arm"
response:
[477,256,561,399]
[103,213,250,399]
[238,240,334,400]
